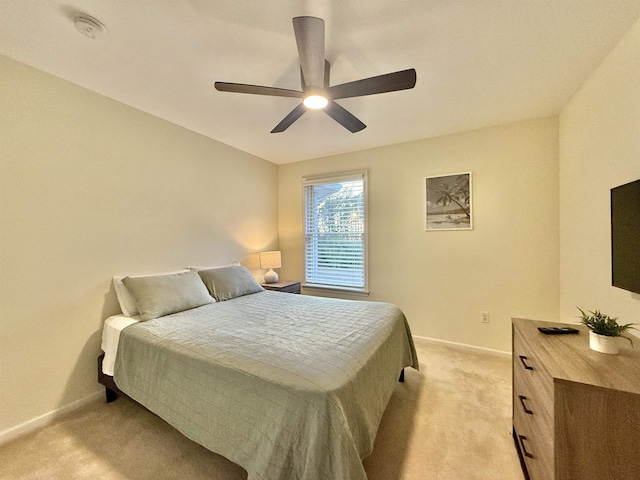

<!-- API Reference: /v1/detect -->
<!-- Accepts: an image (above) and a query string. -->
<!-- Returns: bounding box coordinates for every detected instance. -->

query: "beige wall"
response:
[559,18,640,332]
[0,55,278,435]
[279,117,560,352]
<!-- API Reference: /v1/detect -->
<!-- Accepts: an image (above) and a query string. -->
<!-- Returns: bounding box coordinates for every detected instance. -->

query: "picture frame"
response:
[425,172,473,231]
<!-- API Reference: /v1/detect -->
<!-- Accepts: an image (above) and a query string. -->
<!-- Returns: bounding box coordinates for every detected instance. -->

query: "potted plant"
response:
[577,308,636,354]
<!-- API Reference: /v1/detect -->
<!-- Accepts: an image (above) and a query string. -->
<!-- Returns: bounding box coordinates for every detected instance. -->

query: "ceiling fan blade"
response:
[300,60,330,91]
[329,68,417,99]
[215,82,302,98]
[324,101,366,133]
[324,60,330,88]
[293,16,325,88]
[271,103,307,133]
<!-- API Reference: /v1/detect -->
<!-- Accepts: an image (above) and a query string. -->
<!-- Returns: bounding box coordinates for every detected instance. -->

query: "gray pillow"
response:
[198,265,264,302]
[122,270,214,321]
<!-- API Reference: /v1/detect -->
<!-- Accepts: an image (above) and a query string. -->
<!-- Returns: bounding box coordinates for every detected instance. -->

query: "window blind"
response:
[303,172,367,290]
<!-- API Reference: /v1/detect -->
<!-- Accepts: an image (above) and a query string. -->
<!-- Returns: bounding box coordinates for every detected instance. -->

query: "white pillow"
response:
[113,269,190,317]
[122,270,215,321]
[188,260,240,273]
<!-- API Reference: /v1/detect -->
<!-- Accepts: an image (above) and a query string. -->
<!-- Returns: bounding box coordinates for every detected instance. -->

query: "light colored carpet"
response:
[0,339,524,479]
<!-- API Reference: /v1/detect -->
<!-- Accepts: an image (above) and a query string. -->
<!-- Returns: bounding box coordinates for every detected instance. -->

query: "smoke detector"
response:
[74,13,106,40]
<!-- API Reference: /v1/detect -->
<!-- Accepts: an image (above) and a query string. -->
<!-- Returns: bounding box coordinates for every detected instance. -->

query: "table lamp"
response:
[260,250,281,283]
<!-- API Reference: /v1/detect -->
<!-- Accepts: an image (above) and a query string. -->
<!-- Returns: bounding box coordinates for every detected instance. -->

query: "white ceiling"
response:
[2,1,640,164]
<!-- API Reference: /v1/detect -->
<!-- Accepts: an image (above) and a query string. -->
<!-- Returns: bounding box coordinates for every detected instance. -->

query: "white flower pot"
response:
[589,331,620,355]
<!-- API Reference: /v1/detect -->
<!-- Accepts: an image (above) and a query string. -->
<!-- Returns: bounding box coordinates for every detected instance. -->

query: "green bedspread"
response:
[114,290,418,480]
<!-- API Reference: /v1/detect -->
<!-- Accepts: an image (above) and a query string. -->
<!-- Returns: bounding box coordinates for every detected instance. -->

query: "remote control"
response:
[538,326,579,335]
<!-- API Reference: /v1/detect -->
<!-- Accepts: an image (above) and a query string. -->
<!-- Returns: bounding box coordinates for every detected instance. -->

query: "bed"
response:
[99,266,418,480]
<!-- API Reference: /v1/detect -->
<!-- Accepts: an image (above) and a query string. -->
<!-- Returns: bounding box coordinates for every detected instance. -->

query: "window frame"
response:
[302,170,369,295]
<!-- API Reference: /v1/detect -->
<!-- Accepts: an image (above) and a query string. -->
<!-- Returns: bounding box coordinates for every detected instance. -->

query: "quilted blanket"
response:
[114,290,418,480]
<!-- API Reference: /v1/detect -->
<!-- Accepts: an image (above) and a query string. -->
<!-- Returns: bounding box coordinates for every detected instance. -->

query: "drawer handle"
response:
[519,355,534,370]
[518,435,534,458]
[518,395,533,415]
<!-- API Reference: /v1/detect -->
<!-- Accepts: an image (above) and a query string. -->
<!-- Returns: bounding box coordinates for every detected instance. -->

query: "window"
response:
[303,171,368,292]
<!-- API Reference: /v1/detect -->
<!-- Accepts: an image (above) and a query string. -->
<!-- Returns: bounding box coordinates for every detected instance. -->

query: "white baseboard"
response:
[0,391,104,446]
[413,334,511,358]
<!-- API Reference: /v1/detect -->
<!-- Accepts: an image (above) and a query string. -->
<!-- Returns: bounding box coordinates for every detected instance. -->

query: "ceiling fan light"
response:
[303,94,328,109]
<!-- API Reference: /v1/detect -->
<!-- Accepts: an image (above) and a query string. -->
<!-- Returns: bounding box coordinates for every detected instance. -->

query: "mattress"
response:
[112,290,418,480]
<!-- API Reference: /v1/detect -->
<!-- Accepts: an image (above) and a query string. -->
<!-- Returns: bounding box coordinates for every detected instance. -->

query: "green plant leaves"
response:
[577,307,637,347]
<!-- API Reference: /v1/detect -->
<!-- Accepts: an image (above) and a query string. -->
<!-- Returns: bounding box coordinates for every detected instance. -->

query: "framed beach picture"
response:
[425,172,473,231]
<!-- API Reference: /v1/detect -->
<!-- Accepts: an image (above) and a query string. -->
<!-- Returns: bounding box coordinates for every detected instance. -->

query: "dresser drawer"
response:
[513,416,553,480]
[513,326,553,402]
[513,368,552,431]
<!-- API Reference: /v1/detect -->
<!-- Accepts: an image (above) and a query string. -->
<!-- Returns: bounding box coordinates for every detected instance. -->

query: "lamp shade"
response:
[260,251,282,269]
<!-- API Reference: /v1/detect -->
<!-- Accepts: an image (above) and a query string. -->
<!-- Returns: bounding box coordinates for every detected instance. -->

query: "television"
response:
[611,178,640,294]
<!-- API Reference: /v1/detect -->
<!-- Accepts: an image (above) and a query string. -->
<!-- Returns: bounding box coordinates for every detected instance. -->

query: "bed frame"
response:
[97,354,124,402]
[98,353,405,403]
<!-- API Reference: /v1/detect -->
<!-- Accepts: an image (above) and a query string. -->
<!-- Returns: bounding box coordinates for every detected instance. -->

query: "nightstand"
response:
[260,281,301,294]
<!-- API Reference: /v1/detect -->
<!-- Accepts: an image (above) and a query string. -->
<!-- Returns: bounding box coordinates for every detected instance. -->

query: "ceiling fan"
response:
[214,16,417,133]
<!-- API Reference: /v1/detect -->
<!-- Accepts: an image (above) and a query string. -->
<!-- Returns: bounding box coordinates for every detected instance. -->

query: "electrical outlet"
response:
[481,311,490,323]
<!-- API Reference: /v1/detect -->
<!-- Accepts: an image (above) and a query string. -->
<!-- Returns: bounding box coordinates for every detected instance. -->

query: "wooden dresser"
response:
[512,317,640,480]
